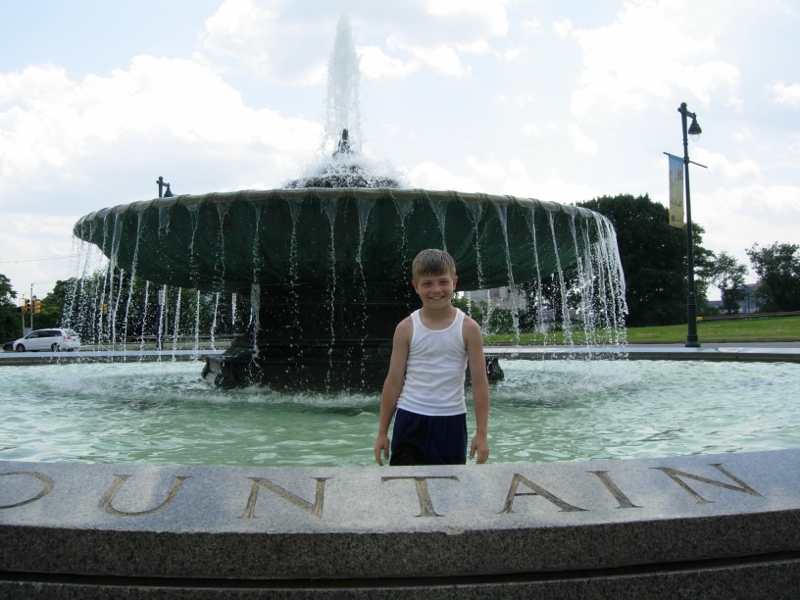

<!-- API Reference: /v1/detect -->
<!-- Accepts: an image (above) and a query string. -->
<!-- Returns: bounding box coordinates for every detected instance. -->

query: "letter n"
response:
[241,477,330,519]
[651,463,763,504]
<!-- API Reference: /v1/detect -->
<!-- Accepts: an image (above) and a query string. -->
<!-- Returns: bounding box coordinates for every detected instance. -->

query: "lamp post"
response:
[678,102,702,348]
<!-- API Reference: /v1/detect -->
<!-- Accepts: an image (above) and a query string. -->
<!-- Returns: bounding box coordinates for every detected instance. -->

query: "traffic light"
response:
[33,300,42,314]
[22,299,30,313]
[102,304,109,315]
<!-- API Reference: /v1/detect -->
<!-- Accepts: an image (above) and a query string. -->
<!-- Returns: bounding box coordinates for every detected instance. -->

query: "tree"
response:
[0,273,19,339]
[579,194,711,327]
[746,242,800,312]
[517,267,581,332]
[709,252,748,314]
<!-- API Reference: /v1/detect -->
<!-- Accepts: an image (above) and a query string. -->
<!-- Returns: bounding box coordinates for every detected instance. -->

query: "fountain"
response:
[72,14,626,391]
[5,15,798,598]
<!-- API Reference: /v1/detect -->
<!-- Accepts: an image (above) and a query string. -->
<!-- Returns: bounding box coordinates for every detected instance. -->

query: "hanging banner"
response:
[667,153,684,228]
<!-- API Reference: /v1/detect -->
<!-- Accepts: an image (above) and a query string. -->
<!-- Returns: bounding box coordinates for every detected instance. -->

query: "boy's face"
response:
[412,270,458,309]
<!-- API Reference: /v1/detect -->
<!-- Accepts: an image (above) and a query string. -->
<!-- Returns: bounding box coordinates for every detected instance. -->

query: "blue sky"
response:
[1,0,799,299]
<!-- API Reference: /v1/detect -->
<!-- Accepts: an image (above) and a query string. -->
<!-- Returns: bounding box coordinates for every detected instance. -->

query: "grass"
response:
[484,315,800,345]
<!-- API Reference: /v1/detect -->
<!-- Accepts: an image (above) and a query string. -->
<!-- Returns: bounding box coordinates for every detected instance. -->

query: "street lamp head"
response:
[688,117,702,141]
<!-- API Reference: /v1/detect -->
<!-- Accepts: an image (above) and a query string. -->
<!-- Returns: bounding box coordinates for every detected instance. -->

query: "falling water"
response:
[493,204,521,339]
[66,12,630,390]
[523,209,546,336]
[288,199,302,334]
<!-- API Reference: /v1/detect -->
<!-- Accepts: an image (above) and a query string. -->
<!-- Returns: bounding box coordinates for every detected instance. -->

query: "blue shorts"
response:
[390,408,468,466]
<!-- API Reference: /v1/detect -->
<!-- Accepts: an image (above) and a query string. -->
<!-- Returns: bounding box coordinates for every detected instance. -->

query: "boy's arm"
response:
[464,317,490,464]
[374,318,411,465]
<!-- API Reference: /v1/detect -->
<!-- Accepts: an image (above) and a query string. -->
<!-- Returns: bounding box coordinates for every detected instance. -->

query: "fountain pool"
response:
[2,359,798,467]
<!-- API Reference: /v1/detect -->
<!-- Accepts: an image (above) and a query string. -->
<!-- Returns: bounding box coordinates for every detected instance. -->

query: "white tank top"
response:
[397,308,468,416]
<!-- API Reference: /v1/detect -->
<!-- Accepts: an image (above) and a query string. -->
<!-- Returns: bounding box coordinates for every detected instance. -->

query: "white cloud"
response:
[0,214,81,292]
[0,57,321,191]
[698,182,800,270]
[358,46,419,79]
[200,0,329,85]
[560,0,741,120]
[692,148,760,181]
[519,19,543,34]
[198,0,512,83]
[522,121,558,138]
[387,38,470,77]
[524,174,599,205]
[425,0,509,37]
[771,80,800,107]
[567,123,598,155]
[406,161,481,192]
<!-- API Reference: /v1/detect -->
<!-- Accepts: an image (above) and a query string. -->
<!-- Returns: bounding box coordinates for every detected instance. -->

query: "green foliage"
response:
[486,308,515,335]
[746,242,800,312]
[452,296,485,325]
[709,251,749,314]
[0,273,19,338]
[517,267,581,332]
[579,194,711,327]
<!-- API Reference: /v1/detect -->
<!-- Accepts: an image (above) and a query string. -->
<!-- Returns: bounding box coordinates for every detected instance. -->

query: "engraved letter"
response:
[381,476,459,518]
[99,474,189,517]
[589,471,641,509]
[240,477,330,519]
[501,473,587,514]
[651,463,763,504]
[0,471,55,509]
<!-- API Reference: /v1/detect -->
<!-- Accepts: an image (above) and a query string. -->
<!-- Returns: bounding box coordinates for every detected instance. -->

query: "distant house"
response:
[710,282,759,314]
[464,287,527,312]
[740,283,759,314]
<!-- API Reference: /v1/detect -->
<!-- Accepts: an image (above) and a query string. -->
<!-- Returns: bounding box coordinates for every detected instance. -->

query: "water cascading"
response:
[71,14,627,390]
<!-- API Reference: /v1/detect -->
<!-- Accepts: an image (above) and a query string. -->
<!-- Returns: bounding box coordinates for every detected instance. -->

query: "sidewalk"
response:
[485,341,800,363]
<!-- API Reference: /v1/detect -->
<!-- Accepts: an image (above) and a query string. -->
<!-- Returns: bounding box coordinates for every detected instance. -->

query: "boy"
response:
[374,249,490,466]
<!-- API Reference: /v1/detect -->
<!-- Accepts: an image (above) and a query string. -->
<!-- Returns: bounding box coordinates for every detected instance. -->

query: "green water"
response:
[1,360,798,466]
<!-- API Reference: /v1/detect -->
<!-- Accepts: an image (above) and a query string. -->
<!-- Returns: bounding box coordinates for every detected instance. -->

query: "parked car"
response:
[11,328,81,352]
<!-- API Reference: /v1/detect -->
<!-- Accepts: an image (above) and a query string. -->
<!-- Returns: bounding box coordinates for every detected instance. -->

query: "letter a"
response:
[501,474,587,514]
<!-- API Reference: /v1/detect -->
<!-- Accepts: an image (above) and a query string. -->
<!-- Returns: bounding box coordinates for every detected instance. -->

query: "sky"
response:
[1,0,799,301]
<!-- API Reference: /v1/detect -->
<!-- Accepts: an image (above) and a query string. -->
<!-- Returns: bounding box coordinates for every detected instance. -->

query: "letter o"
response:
[0,471,55,509]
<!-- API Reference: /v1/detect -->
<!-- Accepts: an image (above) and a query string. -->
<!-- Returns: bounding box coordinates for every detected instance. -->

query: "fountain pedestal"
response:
[202,284,416,389]
[202,283,504,389]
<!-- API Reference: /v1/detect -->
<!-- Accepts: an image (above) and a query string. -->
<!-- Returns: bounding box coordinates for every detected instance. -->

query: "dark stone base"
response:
[201,343,504,390]
[202,340,395,390]
[3,557,800,598]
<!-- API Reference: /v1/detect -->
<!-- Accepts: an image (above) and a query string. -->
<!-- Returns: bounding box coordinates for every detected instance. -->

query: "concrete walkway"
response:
[485,341,800,363]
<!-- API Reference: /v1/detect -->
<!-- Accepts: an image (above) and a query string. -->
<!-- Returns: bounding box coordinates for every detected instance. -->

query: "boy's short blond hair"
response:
[412,249,457,281]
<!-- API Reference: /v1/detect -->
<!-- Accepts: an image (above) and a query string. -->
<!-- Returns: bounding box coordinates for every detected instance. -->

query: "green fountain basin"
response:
[73,187,619,389]
[73,187,610,294]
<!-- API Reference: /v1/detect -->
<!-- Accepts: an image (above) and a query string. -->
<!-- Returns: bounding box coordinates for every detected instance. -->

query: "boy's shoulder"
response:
[461,313,484,343]
[395,314,414,336]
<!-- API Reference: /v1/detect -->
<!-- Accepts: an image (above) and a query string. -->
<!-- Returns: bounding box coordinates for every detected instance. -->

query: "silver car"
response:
[12,328,81,352]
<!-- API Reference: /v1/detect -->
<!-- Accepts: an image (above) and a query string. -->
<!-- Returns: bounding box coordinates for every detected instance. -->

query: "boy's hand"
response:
[470,433,489,464]
[374,434,390,465]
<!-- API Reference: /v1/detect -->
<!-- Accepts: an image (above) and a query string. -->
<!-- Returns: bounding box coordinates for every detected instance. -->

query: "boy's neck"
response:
[418,303,457,329]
